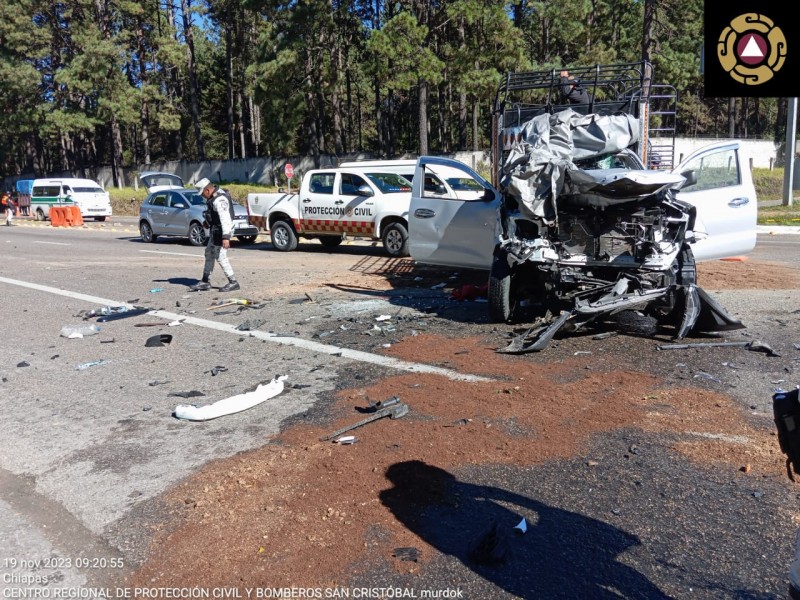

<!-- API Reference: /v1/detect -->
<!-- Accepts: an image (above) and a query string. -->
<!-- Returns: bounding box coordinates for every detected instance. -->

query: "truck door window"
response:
[680,148,740,193]
[309,173,335,195]
[340,173,368,195]
[422,174,447,197]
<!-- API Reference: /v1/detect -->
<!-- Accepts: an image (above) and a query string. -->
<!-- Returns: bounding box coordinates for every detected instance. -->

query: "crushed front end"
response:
[489,109,744,352]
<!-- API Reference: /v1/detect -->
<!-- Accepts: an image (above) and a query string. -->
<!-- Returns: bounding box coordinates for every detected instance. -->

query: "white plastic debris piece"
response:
[375,315,392,321]
[61,324,101,338]
[75,359,110,371]
[381,343,392,348]
[431,282,446,289]
[334,435,357,445]
[414,277,424,282]
[167,320,184,327]
[514,518,528,534]
[174,375,288,421]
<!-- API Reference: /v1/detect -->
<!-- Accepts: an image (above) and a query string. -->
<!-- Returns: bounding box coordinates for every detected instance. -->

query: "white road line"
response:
[33,241,72,246]
[0,276,491,383]
[140,250,203,258]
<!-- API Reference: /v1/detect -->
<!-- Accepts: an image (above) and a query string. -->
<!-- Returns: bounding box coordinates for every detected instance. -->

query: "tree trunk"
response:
[472,98,479,151]
[728,97,736,137]
[181,0,205,160]
[226,23,235,160]
[136,17,151,165]
[332,44,344,155]
[418,81,429,155]
[374,79,384,155]
[641,0,656,62]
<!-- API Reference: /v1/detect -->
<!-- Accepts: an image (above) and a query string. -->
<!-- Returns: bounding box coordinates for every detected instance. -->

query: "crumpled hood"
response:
[501,108,641,223]
[562,168,686,208]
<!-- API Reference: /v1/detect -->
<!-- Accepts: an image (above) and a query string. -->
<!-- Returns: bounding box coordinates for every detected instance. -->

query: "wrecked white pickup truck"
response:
[408,61,757,351]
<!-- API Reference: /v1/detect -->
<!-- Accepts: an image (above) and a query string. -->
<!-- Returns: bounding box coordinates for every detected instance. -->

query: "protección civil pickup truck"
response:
[246,165,414,256]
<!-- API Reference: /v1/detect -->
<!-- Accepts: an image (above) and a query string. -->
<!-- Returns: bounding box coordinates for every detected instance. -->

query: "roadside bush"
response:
[753,167,784,201]
[108,182,276,216]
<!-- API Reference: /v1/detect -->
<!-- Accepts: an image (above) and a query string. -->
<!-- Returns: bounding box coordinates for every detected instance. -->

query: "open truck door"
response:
[673,140,758,261]
[409,156,500,271]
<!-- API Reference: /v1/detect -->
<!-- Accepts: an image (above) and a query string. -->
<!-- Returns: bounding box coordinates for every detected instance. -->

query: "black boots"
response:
[220,278,240,292]
[190,276,211,291]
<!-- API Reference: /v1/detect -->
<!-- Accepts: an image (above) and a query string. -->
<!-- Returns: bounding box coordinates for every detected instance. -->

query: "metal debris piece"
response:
[149,379,170,386]
[16,361,30,368]
[592,332,618,340]
[169,390,206,398]
[236,319,266,331]
[693,372,721,383]
[746,340,780,357]
[367,396,401,412]
[208,366,228,376]
[658,341,750,351]
[96,307,150,322]
[321,401,409,441]
[392,547,420,562]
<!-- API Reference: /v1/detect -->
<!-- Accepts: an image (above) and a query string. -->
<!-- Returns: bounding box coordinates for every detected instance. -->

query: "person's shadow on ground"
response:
[380,460,671,599]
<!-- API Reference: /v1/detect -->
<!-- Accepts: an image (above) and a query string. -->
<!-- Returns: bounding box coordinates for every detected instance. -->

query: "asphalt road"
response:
[1,220,800,599]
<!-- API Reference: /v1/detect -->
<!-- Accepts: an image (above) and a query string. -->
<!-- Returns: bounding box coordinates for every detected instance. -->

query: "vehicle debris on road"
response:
[174,375,288,421]
[320,399,409,441]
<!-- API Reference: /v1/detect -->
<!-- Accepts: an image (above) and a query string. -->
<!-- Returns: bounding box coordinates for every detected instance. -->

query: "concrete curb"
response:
[757,225,800,235]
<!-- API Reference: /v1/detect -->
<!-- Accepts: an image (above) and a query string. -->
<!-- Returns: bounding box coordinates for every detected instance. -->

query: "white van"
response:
[31,178,112,221]
[339,160,484,200]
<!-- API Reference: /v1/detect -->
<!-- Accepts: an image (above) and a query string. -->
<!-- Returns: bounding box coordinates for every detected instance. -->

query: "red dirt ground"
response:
[121,259,792,593]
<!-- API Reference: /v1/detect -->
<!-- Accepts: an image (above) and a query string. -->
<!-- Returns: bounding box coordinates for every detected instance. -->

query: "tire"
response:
[35,208,46,222]
[319,236,343,248]
[94,216,107,222]
[271,219,298,251]
[488,250,517,323]
[381,222,409,257]
[237,235,258,245]
[139,221,157,243]
[188,222,206,246]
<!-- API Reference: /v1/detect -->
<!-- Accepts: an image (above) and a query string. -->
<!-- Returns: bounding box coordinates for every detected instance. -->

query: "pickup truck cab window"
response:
[679,147,740,192]
[309,174,335,195]
[340,173,368,195]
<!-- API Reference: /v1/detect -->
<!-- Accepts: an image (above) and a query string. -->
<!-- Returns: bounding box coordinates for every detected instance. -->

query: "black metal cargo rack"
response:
[491,61,677,184]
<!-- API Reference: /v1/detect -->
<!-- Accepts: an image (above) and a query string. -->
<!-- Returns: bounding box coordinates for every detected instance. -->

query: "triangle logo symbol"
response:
[741,35,764,58]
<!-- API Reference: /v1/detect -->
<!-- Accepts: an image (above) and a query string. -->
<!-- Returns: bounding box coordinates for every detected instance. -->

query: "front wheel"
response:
[488,250,518,323]
[140,221,157,243]
[35,208,46,222]
[271,220,298,251]
[382,222,409,257]
[188,222,207,246]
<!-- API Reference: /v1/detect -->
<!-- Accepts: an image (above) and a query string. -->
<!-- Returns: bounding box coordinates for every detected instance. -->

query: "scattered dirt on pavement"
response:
[122,328,787,592]
[697,258,799,290]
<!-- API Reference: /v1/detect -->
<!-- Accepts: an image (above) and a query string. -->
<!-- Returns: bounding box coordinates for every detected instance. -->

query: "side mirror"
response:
[680,169,698,188]
[356,184,374,197]
[481,188,495,202]
[173,201,188,209]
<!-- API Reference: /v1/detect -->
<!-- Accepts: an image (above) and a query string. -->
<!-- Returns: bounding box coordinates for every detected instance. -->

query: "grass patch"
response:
[109,182,276,217]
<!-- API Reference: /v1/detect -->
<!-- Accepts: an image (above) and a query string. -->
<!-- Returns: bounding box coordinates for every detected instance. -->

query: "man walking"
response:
[190,178,240,292]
